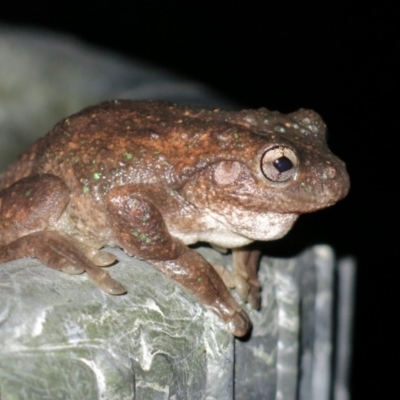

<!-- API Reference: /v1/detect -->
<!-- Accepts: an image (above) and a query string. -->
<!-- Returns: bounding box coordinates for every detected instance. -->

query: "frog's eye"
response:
[261,146,298,182]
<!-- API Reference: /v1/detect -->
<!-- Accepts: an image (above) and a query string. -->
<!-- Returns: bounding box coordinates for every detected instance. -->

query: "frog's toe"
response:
[226,309,252,337]
[248,285,261,310]
[234,274,250,302]
[85,267,127,295]
[233,274,261,309]
[99,277,127,295]
[91,251,117,267]
[247,277,261,309]
[61,264,85,275]
[213,263,235,288]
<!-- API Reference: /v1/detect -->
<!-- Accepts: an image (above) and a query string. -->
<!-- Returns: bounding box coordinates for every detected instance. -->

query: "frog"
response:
[0,100,350,337]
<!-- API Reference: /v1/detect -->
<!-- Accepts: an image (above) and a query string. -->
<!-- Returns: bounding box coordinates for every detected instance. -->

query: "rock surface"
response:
[1,245,338,400]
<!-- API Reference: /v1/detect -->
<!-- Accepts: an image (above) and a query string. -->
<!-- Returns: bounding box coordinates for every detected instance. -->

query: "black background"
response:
[2,2,397,398]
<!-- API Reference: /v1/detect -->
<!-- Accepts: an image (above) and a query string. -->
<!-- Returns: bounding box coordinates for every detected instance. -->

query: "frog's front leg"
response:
[105,185,251,337]
[0,174,125,294]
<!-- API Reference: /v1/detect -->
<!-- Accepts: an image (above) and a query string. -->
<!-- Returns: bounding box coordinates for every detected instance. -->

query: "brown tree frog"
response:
[0,100,350,337]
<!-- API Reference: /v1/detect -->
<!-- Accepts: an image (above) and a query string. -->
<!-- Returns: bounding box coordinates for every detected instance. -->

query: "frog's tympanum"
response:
[0,100,349,336]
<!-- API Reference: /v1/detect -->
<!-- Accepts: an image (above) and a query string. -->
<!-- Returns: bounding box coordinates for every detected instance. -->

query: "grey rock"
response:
[0,249,229,399]
[333,257,356,400]
[0,245,352,400]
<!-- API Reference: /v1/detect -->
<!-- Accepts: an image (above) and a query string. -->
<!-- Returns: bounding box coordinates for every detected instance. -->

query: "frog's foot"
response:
[212,249,261,309]
[70,235,118,267]
[232,247,262,309]
[153,249,252,337]
[212,263,235,288]
[3,231,126,295]
[230,270,261,309]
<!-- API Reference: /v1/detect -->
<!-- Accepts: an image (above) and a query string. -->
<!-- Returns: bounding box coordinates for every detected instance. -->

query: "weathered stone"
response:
[0,245,352,399]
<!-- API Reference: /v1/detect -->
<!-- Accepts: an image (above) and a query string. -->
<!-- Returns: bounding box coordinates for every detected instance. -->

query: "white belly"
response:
[169,208,299,248]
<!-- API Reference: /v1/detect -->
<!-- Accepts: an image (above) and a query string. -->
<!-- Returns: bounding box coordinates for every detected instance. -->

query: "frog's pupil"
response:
[273,156,293,173]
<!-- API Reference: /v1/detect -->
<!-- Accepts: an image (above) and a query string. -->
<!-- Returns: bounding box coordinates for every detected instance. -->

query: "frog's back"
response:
[0,100,185,190]
[0,100,267,191]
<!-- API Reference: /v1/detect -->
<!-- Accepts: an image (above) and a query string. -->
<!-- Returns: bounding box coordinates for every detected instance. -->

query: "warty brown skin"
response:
[0,100,350,337]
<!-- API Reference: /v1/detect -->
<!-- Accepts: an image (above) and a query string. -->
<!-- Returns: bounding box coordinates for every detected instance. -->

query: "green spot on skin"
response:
[197,277,202,283]
[83,186,90,194]
[153,151,160,154]
[233,132,239,139]
[132,231,139,237]
[124,152,133,159]
[93,172,101,180]
[137,233,152,243]
[300,182,313,193]
[92,160,96,164]
[25,189,32,197]
[274,125,286,133]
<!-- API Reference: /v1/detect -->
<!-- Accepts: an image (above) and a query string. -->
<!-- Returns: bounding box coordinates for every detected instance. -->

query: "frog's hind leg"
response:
[0,231,126,294]
[0,174,125,294]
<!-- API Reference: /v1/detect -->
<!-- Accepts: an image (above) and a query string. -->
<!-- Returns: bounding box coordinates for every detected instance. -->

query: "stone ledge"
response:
[0,245,342,399]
